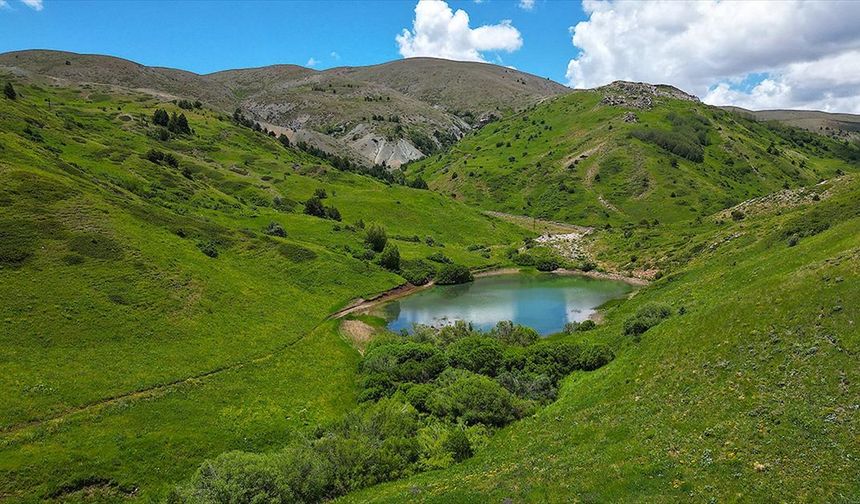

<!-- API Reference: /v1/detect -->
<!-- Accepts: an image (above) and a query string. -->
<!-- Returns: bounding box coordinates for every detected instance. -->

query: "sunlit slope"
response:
[347,175,860,502]
[0,78,527,501]
[407,86,859,226]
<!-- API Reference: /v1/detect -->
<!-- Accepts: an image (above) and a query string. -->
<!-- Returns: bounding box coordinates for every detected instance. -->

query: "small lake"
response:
[383,273,634,335]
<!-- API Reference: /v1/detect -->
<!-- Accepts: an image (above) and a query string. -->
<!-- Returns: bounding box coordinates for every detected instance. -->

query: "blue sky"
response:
[0,0,586,82]
[2,0,859,112]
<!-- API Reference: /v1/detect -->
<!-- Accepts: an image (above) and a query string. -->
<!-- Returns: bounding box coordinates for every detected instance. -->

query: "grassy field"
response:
[347,174,860,502]
[0,78,528,501]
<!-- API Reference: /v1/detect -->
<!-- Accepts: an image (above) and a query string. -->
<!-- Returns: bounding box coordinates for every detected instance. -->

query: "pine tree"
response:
[152,108,169,127]
[4,82,16,100]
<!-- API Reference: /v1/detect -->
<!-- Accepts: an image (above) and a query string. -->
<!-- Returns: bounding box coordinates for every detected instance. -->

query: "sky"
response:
[1,0,859,113]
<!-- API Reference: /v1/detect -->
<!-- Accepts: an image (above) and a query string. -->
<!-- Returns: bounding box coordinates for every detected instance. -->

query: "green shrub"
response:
[4,82,17,100]
[304,196,326,218]
[623,302,672,336]
[197,240,219,258]
[277,243,317,262]
[400,259,436,286]
[446,336,504,376]
[563,319,596,333]
[426,252,452,264]
[579,344,615,371]
[378,243,400,271]
[443,428,473,462]
[361,342,448,393]
[435,264,473,285]
[490,321,539,346]
[263,221,286,237]
[365,224,387,252]
[496,370,557,403]
[427,369,524,427]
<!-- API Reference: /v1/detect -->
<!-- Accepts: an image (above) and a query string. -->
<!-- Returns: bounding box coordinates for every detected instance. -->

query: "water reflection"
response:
[384,273,633,335]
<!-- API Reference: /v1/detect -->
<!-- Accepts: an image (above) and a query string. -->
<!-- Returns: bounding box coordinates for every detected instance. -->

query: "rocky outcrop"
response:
[600,81,700,109]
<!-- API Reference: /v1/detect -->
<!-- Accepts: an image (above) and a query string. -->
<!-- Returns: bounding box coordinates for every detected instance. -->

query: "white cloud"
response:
[396,0,523,63]
[0,0,10,9]
[565,0,860,112]
[20,0,42,10]
[306,57,319,67]
[519,0,535,10]
[330,51,340,60]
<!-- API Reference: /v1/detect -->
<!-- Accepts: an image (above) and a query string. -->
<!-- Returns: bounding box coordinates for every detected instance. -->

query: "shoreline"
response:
[332,266,648,319]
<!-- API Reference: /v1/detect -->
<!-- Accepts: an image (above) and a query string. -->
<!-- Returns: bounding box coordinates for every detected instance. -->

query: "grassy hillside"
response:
[406,84,859,226]
[348,174,860,503]
[0,76,528,501]
[0,50,567,167]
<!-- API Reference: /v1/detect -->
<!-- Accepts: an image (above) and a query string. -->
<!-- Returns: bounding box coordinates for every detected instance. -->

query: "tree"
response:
[303,196,326,218]
[364,224,387,252]
[378,243,400,271]
[3,82,16,100]
[152,108,169,127]
[168,112,191,135]
[435,264,473,285]
[278,133,291,148]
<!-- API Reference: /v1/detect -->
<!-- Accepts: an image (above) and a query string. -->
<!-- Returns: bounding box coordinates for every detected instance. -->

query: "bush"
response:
[490,321,539,346]
[496,370,557,403]
[314,188,327,199]
[427,370,524,427]
[443,428,473,462]
[426,252,452,264]
[435,263,473,285]
[378,243,400,271]
[325,205,342,221]
[535,257,560,271]
[360,342,448,396]
[365,224,388,252]
[263,221,286,237]
[579,344,615,371]
[4,82,16,100]
[563,319,596,333]
[446,336,504,376]
[400,259,436,286]
[623,302,672,336]
[304,196,326,218]
[197,240,219,258]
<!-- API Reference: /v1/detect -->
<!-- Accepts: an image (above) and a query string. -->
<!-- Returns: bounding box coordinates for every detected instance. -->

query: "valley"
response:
[0,48,858,503]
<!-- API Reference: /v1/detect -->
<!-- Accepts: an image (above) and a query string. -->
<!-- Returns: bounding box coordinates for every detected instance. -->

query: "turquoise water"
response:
[383,273,634,335]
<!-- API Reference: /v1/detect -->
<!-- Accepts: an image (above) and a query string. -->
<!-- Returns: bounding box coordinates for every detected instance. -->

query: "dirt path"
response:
[329,281,434,320]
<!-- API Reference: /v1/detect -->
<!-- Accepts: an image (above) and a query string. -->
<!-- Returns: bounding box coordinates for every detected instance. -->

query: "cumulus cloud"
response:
[519,0,535,10]
[20,0,42,10]
[306,57,319,67]
[330,51,340,60]
[565,0,860,112]
[0,0,10,9]
[396,0,523,62]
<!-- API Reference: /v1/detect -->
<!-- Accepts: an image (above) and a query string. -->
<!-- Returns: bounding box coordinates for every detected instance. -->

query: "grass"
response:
[0,78,529,502]
[346,174,860,503]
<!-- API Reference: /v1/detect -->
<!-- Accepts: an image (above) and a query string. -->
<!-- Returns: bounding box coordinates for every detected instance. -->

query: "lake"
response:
[382,273,634,335]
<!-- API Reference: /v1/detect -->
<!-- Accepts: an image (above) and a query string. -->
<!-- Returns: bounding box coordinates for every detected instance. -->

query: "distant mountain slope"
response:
[723,106,860,140]
[0,50,568,167]
[406,81,860,226]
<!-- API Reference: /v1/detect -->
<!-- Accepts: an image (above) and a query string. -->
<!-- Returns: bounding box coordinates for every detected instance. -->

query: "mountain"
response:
[722,106,860,140]
[0,50,568,167]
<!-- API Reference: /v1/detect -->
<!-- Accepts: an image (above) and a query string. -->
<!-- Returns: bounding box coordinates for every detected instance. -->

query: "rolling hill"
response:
[406,81,860,229]
[0,50,568,168]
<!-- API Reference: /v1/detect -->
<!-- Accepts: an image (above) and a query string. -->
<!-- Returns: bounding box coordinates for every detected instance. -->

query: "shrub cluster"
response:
[435,263,473,285]
[622,302,672,336]
[173,321,614,503]
[303,196,341,221]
